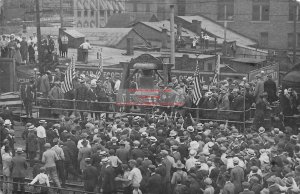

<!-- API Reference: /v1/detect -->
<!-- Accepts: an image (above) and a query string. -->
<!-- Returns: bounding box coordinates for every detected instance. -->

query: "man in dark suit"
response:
[239,182,254,194]
[75,77,89,119]
[11,148,28,194]
[83,158,98,192]
[231,158,244,194]
[130,141,144,160]
[222,173,235,194]
[264,75,277,103]
[116,141,129,163]
[100,158,115,194]
[146,165,162,194]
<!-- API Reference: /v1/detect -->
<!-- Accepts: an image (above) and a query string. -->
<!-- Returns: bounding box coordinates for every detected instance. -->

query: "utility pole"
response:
[293,0,298,64]
[170,5,175,68]
[60,0,63,28]
[35,0,42,64]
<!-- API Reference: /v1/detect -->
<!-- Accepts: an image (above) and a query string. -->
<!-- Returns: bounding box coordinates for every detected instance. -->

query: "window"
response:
[260,32,268,47]
[289,0,300,21]
[288,33,300,48]
[157,6,166,20]
[208,63,213,71]
[77,11,82,17]
[217,0,234,21]
[91,9,94,17]
[133,3,138,12]
[84,10,88,17]
[252,0,270,21]
[100,11,104,17]
[146,3,151,12]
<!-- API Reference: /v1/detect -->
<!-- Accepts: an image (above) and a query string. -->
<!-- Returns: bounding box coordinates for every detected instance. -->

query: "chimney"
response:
[162,28,168,49]
[192,20,202,35]
[177,23,182,37]
[126,37,134,55]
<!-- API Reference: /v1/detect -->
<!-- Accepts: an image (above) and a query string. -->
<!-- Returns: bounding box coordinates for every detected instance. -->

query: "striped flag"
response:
[213,54,220,84]
[192,61,202,105]
[96,52,103,80]
[61,57,75,93]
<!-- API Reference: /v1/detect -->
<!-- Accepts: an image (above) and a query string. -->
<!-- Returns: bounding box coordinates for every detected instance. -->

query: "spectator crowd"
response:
[0,105,300,194]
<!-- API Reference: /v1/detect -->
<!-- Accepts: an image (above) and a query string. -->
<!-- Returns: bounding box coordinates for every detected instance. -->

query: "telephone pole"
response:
[293,0,298,64]
[60,0,63,28]
[170,5,175,68]
[35,0,42,64]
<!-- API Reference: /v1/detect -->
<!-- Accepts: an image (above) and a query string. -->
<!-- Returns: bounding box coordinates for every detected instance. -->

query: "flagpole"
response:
[196,58,200,122]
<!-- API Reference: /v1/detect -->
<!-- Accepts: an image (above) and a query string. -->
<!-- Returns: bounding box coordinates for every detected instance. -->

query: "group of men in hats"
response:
[1,106,298,194]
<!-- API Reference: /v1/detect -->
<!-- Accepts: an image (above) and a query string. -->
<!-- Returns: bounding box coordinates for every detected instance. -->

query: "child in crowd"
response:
[29,167,50,194]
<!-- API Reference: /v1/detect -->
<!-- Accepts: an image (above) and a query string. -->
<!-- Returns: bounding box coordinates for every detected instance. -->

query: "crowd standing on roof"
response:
[0,33,57,65]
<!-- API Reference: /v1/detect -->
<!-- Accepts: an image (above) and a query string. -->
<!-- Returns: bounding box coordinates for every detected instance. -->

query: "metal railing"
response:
[30,97,296,129]
[0,179,101,194]
[32,98,259,128]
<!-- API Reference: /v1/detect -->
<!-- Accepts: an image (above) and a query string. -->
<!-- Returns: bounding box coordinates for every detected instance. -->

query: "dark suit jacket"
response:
[155,164,166,182]
[102,165,115,192]
[116,148,129,163]
[147,173,162,194]
[83,165,98,188]
[11,155,28,178]
[130,148,144,160]
[239,189,255,194]
[222,182,235,194]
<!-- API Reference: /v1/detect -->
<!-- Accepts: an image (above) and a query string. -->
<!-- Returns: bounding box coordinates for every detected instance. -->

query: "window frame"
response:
[77,10,82,17]
[252,0,270,21]
[260,32,269,47]
[84,9,88,17]
[289,0,300,21]
[217,0,234,21]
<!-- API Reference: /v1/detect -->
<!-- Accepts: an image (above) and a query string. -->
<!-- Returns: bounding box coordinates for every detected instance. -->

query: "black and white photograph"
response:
[0,0,300,193]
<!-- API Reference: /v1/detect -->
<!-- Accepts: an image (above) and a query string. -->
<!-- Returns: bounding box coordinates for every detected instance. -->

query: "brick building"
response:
[74,0,126,28]
[126,0,179,20]
[185,0,300,51]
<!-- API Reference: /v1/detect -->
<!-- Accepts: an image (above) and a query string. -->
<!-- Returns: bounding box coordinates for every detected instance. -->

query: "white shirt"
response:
[185,157,197,172]
[77,139,91,149]
[30,173,50,186]
[108,156,122,167]
[128,167,142,185]
[80,42,92,50]
[114,79,121,92]
[199,162,209,171]
[32,36,37,44]
[36,126,46,138]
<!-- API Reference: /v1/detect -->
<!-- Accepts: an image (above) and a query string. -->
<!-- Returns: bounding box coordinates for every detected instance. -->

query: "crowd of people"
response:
[0,103,300,194]
[0,33,58,65]
[19,66,300,131]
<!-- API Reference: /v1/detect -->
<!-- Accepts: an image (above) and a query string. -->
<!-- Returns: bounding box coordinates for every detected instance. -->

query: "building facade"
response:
[185,0,300,51]
[74,0,126,28]
[125,0,179,20]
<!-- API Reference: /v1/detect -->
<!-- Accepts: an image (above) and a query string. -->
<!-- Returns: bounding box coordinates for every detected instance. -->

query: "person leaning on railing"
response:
[29,166,50,194]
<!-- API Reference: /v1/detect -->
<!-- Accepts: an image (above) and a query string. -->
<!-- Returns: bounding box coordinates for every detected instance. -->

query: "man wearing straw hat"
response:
[36,120,47,160]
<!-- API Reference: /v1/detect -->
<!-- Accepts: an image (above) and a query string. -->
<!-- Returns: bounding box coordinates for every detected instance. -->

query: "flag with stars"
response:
[192,61,202,105]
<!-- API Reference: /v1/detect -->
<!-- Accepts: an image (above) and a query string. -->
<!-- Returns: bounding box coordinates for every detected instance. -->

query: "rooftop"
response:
[176,15,257,46]
[139,20,210,39]
[105,13,158,28]
[66,46,215,67]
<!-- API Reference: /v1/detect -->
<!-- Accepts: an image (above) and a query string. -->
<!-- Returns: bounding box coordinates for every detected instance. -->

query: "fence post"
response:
[73,99,76,114]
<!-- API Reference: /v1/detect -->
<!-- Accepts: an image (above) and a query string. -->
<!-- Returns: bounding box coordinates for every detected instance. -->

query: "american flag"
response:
[61,57,75,93]
[192,61,202,105]
[96,52,103,80]
[212,54,220,84]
